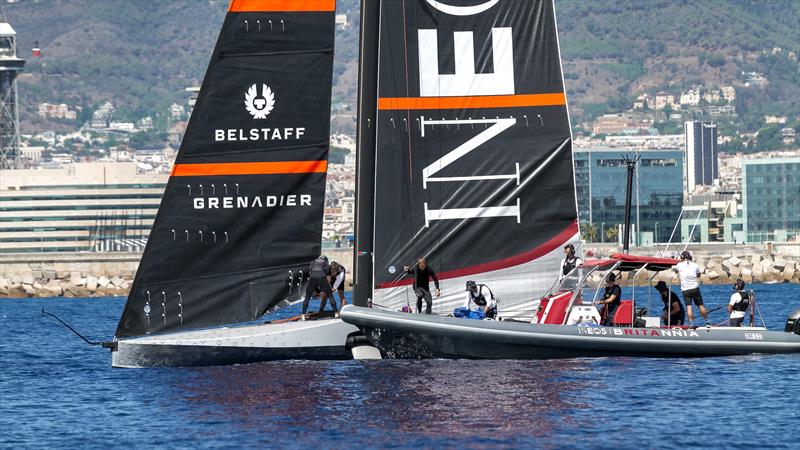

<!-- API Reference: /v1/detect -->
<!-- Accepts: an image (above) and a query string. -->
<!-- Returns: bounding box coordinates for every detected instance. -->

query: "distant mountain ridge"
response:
[7,0,799,135]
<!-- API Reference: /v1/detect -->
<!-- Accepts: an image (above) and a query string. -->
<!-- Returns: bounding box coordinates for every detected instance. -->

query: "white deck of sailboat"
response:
[117,318,358,347]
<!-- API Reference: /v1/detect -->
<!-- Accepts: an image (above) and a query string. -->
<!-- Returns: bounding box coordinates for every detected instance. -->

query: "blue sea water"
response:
[1,284,799,449]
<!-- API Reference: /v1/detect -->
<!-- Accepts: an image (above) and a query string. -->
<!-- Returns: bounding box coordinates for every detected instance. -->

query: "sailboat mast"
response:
[622,156,639,254]
[352,0,380,306]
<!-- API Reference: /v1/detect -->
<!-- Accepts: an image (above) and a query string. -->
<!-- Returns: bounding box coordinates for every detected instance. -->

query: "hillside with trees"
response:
[7,0,799,141]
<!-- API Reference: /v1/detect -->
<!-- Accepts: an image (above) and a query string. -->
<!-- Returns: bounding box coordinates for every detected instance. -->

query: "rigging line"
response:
[682,210,703,252]
[401,0,418,265]
[41,308,103,346]
[661,209,684,257]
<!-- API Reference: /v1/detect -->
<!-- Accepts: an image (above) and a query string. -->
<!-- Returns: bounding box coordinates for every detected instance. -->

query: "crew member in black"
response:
[598,273,621,326]
[303,255,336,320]
[403,257,440,314]
[319,261,346,312]
[727,278,750,327]
[655,281,685,326]
[559,244,583,281]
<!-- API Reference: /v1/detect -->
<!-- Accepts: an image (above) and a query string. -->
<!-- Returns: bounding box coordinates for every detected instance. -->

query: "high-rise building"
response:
[684,121,718,192]
[741,157,800,243]
[574,148,684,243]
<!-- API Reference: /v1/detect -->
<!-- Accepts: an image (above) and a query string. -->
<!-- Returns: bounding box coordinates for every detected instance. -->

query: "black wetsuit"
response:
[661,290,686,325]
[601,284,622,326]
[303,258,336,314]
[406,264,439,314]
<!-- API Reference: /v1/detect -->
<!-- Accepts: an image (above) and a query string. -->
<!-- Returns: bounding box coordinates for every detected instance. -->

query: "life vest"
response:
[470,292,487,306]
[733,291,750,312]
[562,257,578,276]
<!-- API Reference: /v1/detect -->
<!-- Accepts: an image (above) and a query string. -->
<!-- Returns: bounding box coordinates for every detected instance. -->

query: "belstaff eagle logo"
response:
[244,83,275,119]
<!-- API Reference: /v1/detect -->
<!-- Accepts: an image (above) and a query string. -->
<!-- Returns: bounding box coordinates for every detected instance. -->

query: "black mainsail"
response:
[115,0,337,338]
[364,0,579,317]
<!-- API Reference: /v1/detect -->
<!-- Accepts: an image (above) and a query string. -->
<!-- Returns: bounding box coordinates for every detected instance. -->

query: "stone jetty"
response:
[581,243,799,288]
[0,245,796,298]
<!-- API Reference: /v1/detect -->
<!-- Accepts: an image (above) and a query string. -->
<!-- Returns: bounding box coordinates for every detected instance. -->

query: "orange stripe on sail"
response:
[228,0,336,12]
[171,161,328,177]
[377,93,567,110]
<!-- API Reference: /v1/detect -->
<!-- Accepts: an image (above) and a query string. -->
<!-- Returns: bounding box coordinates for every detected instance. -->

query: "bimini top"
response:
[581,253,679,272]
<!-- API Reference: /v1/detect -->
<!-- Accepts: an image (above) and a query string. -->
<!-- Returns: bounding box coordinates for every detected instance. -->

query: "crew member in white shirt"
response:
[727,278,750,327]
[674,251,709,327]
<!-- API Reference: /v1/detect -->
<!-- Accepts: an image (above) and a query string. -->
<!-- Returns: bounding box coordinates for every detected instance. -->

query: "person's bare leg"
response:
[338,291,346,307]
[687,305,695,323]
[699,304,708,321]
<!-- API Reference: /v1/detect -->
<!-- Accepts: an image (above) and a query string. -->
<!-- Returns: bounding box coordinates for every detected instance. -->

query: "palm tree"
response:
[605,227,619,243]
[580,222,598,243]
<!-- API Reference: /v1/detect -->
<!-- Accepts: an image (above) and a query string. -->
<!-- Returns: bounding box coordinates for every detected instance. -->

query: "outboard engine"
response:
[785,308,800,335]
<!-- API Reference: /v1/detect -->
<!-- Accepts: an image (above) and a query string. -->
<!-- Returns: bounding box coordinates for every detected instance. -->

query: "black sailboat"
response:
[111,0,374,367]
[352,0,579,315]
[340,0,800,358]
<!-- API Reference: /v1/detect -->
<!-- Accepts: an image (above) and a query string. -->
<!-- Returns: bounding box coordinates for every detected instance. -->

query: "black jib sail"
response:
[115,0,337,338]
[369,0,579,317]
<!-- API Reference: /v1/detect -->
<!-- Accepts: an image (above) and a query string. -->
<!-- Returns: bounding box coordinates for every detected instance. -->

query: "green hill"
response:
[6,0,799,136]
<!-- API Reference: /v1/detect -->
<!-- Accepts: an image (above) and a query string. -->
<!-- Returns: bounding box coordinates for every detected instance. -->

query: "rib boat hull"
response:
[112,319,360,368]
[340,306,800,359]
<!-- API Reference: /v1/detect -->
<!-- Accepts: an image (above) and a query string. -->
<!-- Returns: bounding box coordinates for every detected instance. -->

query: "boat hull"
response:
[112,319,360,368]
[340,306,800,359]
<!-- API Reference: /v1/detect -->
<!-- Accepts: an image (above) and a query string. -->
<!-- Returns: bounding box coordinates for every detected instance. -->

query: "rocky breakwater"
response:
[583,254,799,288]
[0,271,132,298]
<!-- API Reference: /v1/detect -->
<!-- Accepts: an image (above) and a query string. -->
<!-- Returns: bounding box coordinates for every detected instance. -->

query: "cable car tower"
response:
[0,11,25,169]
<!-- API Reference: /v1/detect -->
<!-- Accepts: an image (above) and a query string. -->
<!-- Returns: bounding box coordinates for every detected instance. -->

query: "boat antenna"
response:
[621,155,640,254]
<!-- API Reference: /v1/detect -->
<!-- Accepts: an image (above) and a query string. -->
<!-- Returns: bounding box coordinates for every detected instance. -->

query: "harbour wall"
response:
[0,244,797,298]
[0,248,354,298]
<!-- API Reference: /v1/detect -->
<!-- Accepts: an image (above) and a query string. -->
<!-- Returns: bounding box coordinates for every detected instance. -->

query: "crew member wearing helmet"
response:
[674,251,709,327]
[727,279,750,327]
[302,255,336,320]
[463,280,497,319]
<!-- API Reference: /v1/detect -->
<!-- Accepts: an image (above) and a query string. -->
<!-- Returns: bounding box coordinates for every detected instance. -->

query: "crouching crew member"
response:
[318,261,347,312]
[464,280,497,319]
[727,278,750,327]
[330,261,347,307]
[403,258,440,314]
[303,255,336,320]
[655,281,685,326]
[598,273,621,326]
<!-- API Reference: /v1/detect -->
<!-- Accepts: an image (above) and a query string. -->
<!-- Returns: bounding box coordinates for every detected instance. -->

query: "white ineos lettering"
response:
[418,27,514,97]
[420,116,520,227]
[424,0,499,16]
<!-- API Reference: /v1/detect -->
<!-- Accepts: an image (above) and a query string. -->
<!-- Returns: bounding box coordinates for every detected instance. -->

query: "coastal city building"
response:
[684,120,718,192]
[741,157,800,243]
[574,147,684,244]
[0,162,166,253]
[680,193,745,244]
